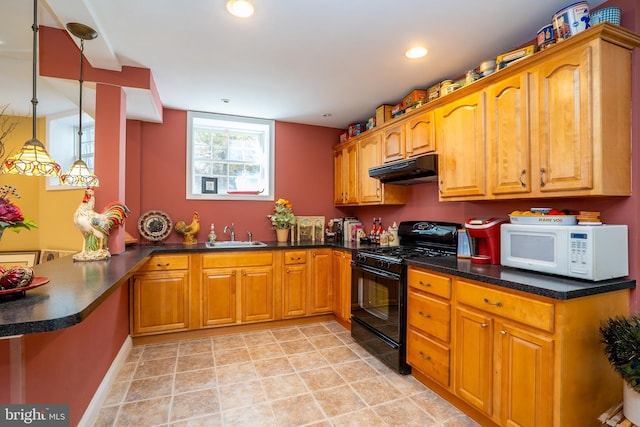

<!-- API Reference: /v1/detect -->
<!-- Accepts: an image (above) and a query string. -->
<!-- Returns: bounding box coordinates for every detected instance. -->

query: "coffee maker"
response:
[465,217,508,264]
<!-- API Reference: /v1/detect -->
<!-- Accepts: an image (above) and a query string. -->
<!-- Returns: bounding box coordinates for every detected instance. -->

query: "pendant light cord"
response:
[31,0,38,141]
[78,38,84,162]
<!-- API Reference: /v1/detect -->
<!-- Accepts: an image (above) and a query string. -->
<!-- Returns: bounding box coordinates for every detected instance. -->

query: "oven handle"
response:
[351,262,401,281]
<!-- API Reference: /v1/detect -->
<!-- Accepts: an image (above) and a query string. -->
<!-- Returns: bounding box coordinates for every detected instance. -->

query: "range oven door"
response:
[351,261,410,374]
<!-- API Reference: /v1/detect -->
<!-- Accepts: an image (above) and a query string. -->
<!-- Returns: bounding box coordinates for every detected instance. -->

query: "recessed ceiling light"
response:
[405,46,428,59]
[322,113,332,117]
[226,0,254,18]
[221,98,230,103]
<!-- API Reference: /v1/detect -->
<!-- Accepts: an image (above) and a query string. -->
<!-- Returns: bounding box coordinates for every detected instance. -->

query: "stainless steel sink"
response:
[205,241,267,249]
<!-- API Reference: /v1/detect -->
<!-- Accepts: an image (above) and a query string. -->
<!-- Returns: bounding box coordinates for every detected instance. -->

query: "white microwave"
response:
[500,223,629,281]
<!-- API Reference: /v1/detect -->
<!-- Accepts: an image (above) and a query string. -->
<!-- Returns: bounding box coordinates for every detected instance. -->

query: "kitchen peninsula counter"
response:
[0,242,634,337]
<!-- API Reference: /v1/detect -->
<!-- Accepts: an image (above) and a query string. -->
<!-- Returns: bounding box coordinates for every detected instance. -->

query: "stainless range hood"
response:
[368,153,438,185]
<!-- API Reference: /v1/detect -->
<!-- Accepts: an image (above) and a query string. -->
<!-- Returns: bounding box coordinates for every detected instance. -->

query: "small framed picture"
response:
[201,177,218,194]
[0,251,40,269]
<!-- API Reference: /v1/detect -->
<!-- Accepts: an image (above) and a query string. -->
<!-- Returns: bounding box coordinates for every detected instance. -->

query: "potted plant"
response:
[600,314,640,423]
[268,198,296,242]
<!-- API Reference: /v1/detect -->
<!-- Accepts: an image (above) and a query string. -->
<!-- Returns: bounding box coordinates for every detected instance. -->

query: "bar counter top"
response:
[0,242,634,337]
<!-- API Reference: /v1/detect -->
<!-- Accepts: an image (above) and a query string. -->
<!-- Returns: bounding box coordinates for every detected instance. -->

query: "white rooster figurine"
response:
[73,187,130,261]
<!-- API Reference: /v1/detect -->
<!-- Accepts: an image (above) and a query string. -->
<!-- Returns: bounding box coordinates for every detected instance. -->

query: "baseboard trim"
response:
[78,335,132,427]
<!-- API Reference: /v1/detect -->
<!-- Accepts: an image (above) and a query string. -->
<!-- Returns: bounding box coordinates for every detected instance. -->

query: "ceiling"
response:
[0,0,606,130]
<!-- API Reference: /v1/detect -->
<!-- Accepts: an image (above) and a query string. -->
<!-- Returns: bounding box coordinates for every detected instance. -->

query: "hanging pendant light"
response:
[60,22,99,187]
[2,0,61,176]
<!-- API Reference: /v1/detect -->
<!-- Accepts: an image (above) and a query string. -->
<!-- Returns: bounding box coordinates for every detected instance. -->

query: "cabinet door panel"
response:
[334,148,345,204]
[359,133,383,203]
[407,328,450,387]
[132,272,189,334]
[283,264,307,318]
[202,269,237,326]
[310,250,333,314]
[405,110,435,157]
[408,291,450,342]
[437,92,486,198]
[241,267,274,322]
[455,306,493,414]
[537,46,592,192]
[498,321,554,427]
[489,73,532,196]
[383,124,404,162]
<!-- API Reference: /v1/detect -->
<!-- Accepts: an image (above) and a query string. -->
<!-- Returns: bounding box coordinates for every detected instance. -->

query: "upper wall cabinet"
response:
[382,110,436,163]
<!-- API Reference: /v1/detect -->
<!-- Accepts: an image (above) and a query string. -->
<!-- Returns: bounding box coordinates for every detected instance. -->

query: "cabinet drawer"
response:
[407,268,451,299]
[202,251,273,268]
[138,254,189,272]
[456,280,555,333]
[283,250,307,265]
[407,328,450,387]
[408,291,450,342]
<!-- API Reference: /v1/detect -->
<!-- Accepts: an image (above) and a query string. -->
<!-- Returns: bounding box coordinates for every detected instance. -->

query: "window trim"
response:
[186,111,275,201]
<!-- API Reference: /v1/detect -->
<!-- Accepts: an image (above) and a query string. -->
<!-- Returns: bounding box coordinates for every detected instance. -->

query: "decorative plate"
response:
[0,276,49,296]
[138,210,173,242]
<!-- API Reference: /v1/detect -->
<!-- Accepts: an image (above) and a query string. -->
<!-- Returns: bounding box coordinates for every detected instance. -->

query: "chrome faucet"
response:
[247,230,252,243]
[224,223,235,241]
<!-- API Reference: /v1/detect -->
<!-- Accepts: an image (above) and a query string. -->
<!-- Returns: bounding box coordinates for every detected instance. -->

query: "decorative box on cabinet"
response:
[130,254,191,336]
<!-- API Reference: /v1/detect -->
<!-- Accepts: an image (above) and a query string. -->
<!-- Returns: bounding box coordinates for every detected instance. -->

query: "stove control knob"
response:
[356,253,366,262]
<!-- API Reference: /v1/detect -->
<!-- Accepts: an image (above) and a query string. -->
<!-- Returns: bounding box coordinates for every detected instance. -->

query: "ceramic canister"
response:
[537,24,556,50]
[553,1,590,41]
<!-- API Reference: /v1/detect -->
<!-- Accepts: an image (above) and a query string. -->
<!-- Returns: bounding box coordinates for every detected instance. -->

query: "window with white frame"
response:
[46,111,95,190]
[187,111,274,200]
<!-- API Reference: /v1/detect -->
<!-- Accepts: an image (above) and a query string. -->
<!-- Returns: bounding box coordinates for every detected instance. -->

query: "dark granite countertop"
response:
[0,241,634,337]
[406,256,636,300]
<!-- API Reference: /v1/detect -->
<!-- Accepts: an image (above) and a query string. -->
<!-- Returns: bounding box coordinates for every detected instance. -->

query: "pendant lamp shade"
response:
[2,0,61,176]
[60,22,99,187]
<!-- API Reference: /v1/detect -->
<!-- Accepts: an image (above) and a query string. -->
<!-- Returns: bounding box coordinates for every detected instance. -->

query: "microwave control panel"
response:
[569,232,590,274]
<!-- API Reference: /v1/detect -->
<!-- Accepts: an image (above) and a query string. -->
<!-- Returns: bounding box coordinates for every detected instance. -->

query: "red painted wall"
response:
[127,109,343,243]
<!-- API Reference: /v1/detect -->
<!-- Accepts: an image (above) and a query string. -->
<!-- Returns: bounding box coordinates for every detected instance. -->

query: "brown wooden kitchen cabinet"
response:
[200,251,275,327]
[358,131,406,205]
[309,249,333,314]
[130,254,191,336]
[436,91,487,199]
[282,250,308,318]
[406,268,453,388]
[333,140,358,205]
[331,249,352,328]
[407,264,629,427]
[382,110,435,163]
[382,123,404,163]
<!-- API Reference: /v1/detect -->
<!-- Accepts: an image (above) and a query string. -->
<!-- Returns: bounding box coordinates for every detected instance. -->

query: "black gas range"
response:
[350,221,461,374]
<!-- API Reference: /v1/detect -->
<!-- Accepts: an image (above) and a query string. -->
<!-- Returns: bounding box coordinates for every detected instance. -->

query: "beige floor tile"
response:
[124,346,143,364]
[171,388,220,422]
[179,338,213,356]
[330,408,387,427]
[125,374,173,402]
[287,350,329,372]
[115,396,171,426]
[174,367,217,393]
[218,379,267,411]
[243,330,276,346]
[373,398,439,426]
[270,393,326,427]
[247,342,284,360]
[271,327,305,342]
[260,373,308,401]
[279,338,315,355]
[113,362,137,382]
[307,333,344,350]
[216,361,258,386]
[102,380,130,407]
[212,334,246,350]
[299,366,345,391]
[350,376,402,406]
[221,401,277,426]
[141,343,179,361]
[253,356,295,378]
[412,390,476,423]
[332,359,380,383]
[215,347,251,366]
[133,357,176,379]
[94,405,119,427]
[312,384,367,418]
[176,352,215,372]
[319,346,360,365]
[170,413,223,427]
[298,324,331,337]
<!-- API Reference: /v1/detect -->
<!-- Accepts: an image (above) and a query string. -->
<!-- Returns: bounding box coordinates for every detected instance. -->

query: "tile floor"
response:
[95,321,480,426]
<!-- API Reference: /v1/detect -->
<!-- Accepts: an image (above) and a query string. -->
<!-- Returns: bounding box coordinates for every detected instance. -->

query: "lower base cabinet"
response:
[332,249,352,326]
[407,266,629,427]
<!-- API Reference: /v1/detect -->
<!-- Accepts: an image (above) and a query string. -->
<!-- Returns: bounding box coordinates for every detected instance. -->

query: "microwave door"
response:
[502,227,569,275]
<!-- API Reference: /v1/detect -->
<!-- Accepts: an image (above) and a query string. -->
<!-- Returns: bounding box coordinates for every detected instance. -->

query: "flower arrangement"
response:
[268,198,296,229]
[0,185,37,238]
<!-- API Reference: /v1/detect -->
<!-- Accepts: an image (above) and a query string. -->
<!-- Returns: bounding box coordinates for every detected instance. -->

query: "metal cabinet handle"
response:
[519,169,526,188]
[500,330,507,335]
[483,297,503,307]
[419,281,431,287]
[418,311,431,318]
[419,351,431,361]
[540,167,546,187]
[156,263,170,267]
[481,323,489,328]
